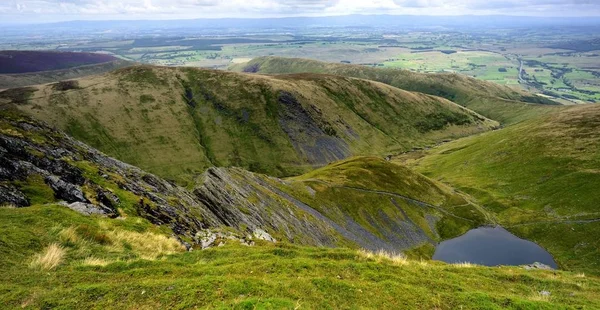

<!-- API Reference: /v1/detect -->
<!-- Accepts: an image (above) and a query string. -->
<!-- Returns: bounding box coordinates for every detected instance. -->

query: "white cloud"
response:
[1,0,600,22]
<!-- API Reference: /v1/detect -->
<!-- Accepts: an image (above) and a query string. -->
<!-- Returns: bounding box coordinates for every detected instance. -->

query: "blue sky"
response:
[1,0,599,23]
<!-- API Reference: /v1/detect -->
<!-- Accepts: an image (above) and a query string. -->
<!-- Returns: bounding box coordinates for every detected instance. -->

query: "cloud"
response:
[2,0,600,22]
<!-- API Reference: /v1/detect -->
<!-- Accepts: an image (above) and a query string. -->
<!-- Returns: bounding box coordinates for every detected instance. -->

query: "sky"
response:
[1,0,600,23]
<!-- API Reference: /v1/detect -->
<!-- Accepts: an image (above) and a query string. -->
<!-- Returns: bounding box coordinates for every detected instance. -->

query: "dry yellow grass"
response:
[106,230,185,259]
[58,226,79,244]
[357,249,408,265]
[80,257,111,266]
[57,222,184,261]
[29,243,66,270]
[452,262,477,268]
[529,290,551,302]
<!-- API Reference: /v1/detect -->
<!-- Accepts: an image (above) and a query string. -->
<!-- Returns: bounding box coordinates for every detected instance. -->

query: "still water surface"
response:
[433,226,557,268]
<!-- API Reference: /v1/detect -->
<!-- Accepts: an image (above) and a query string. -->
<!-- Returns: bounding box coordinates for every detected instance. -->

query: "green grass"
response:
[273,157,490,246]
[15,65,496,184]
[404,104,600,274]
[382,51,519,85]
[234,56,562,124]
[1,205,599,309]
[0,60,134,89]
[13,175,55,205]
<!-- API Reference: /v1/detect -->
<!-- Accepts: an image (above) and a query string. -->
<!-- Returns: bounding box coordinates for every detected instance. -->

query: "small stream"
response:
[433,226,557,268]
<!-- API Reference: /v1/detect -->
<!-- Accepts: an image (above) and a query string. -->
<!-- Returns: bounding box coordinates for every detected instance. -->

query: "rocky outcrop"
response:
[0,108,473,253]
[1,109,349,248]
[0,184,28,207]
[194,167,343,247]
[277,91,351,165]
[0,110,219,241]
[45,175,88,203]
[61,201,115,217]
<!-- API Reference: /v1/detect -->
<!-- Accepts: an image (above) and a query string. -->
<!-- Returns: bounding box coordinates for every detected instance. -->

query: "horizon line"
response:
[2,13,600,26]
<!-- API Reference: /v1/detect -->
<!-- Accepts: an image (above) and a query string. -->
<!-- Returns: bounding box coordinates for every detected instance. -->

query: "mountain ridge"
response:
[2,64,498,184]
[234,56,563,124]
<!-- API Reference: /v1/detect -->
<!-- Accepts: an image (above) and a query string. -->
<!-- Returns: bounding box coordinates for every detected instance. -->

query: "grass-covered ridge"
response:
[1,205,599,309]
[0,58,135,90]
[4,65,497,184]
[234,56,564,124]
[266,157,491,253]
[401,104,600,274]
[0,106,493,254]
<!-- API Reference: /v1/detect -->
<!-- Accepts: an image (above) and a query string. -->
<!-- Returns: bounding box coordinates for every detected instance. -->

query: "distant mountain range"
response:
[6,14,600,32]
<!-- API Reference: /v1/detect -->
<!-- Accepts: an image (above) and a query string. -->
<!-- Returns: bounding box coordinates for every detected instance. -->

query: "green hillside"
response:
[0,109,596,308]
[401,104,600,273]
[233,56,563,124]
[2,204,598,309]
[278,157,489,247]
[0,106,491,255]
[0,59,134,90]
[250,156,491,254]
[2,56,599,310]
[2,65,497,184]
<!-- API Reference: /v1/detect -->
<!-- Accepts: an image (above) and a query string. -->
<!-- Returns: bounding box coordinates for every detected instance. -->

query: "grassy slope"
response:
[1,205,599,309]
[0,59,135,89]
[5,65,496,184]
[270,157,490,249]
[0,105,488,252]
[402,104,600,274]
[234,56,563,124]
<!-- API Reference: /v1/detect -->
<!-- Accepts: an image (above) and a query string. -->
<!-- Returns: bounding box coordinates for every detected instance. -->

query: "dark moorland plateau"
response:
[1,15,600,309]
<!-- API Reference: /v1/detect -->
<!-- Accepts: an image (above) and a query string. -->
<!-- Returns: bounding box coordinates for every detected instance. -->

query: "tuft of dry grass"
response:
[529,290,551,302]
[357,249,408,265]
[59,226,80,244]
[80,257,111,267]
[575,273,586,278]
[30,243,66,270]
[106,230,185,259]
[452,262,477,268]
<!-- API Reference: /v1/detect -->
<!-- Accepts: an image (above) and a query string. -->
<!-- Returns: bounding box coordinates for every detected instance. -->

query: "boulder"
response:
[0,184,29,207]
[44,175,88,203]
[64,201,113,217]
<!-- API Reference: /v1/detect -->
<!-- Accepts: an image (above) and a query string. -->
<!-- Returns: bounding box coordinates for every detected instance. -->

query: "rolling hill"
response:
[0,51,118,74]
[233,56,563,124]
[399,104,600,273]
[0,106,489,254]
[1,65,497,184]
[0,107,597,309]
[0,59,134,90]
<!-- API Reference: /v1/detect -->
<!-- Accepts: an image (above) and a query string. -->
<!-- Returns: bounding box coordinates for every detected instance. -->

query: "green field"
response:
[399,104,600,274]
[383,51,520,85]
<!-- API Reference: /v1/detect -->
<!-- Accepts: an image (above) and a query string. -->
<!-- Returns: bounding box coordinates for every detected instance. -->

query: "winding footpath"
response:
[507,217,600,228]
[301,179,475,222]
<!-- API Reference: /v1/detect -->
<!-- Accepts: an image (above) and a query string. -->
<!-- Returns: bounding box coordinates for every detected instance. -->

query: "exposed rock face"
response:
[194,167,343,247]
[0,111,220,241]
[0,109,465,252]
[1,110,348,248]
[523,262,555,270]
[277,91,351,165]
[0,184,28,207]
[61,201,115,217]
[45,175,88,203]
